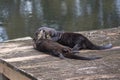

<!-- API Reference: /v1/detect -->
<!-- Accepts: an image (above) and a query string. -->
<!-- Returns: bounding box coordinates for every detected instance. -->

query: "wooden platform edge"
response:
[0,59,38,80]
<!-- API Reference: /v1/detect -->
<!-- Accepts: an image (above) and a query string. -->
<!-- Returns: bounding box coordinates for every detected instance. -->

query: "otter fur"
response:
[33,30,101,60]
[36,27,112,50]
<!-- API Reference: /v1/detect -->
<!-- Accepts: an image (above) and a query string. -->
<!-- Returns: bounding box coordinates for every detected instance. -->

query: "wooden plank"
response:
[0,59,38,80]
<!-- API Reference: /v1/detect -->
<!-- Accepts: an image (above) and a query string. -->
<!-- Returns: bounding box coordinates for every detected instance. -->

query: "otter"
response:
[36,27,112,51]
[33,30,101,60]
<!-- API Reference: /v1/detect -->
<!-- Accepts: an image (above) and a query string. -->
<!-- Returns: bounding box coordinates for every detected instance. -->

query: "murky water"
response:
[0,0,120,41]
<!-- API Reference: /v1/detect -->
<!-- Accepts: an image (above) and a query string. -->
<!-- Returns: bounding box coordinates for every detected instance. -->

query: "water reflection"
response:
[34,0,44,18]
[115,0,120,17]
[98,0,104,26]
[20,0,32,17]
[0,0,120,40]
[0,23,8,42]
[74,0,82,17]
[61,0,67,15]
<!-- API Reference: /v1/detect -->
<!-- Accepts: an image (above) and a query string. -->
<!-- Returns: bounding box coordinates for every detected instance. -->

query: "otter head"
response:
[38,27,58,37]
[37,30,45,39]
[35,27,63,41]
[37,30,52,39]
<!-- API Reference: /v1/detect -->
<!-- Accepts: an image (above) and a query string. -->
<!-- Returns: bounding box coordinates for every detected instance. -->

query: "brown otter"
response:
[33,30,101,60]
[36,27,112,51]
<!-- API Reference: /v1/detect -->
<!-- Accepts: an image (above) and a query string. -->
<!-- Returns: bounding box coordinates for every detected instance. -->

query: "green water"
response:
[0,0,120,40]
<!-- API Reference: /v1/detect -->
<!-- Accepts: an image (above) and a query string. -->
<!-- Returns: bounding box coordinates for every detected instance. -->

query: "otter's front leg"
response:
[72,44,81,51]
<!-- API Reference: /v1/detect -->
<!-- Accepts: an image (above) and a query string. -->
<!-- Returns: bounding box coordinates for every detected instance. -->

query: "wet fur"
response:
[36,27,112,50]
[33,30,101,60]
[56,32,112,50]
[34,39,101,60]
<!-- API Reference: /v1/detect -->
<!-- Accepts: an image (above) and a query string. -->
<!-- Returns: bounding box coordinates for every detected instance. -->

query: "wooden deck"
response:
[0,27,120,80]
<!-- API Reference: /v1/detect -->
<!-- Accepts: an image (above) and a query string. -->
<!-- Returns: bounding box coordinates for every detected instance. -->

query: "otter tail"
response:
[85,39,113,50]
[94,43,112,50]
[83,37,113,50]
[64,54,101,60]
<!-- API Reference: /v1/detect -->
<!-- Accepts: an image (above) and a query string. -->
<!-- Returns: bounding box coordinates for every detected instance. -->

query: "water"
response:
[0,0,120,41]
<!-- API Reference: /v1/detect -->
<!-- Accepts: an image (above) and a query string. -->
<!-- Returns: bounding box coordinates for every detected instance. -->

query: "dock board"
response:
[0,27,120,80]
